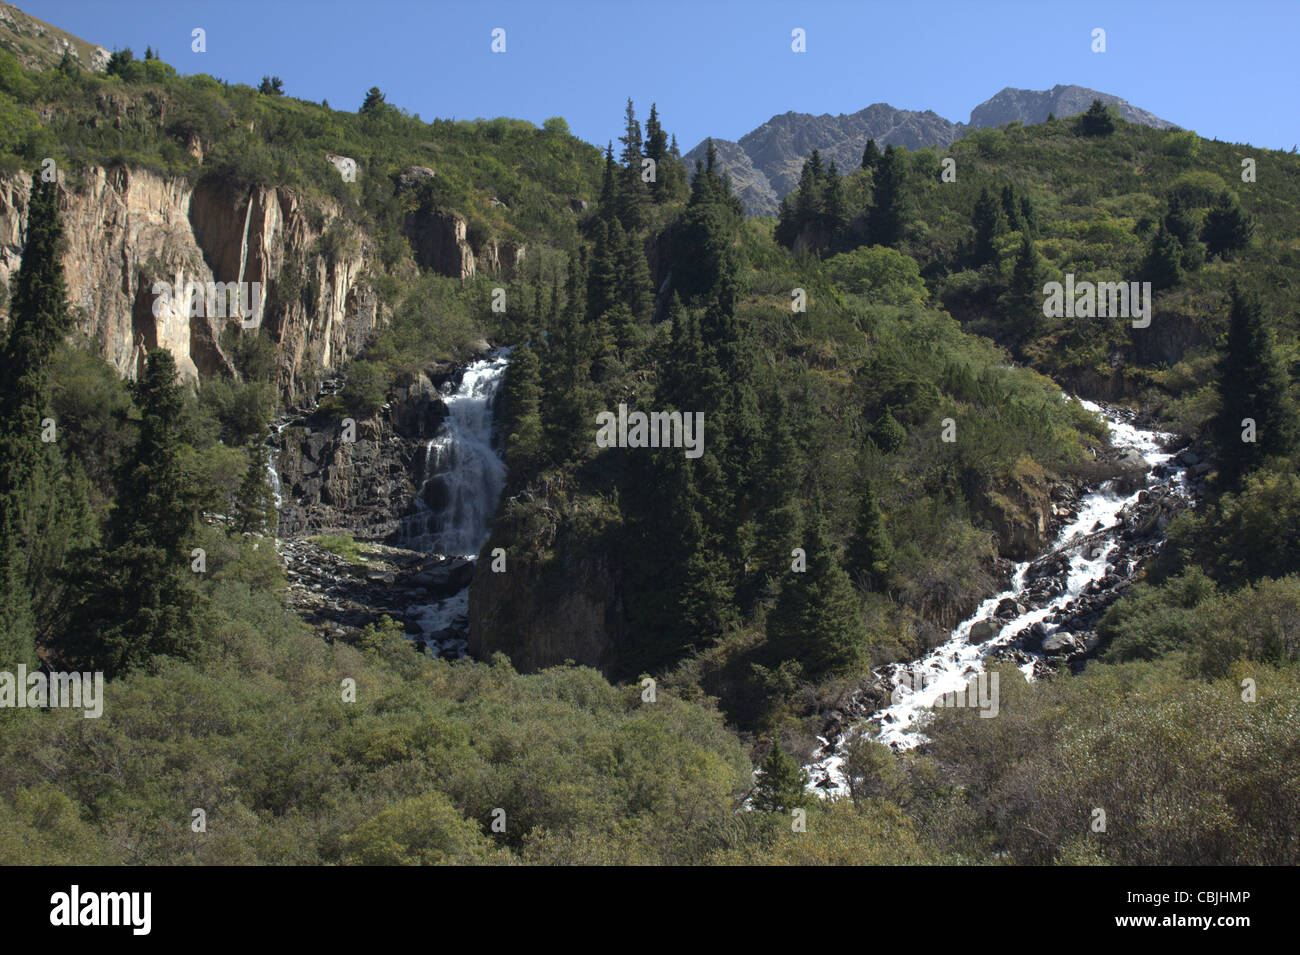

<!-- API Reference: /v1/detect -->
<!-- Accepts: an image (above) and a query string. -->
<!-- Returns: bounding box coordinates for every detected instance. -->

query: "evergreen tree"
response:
[1212,284,1299,489]
[766,505,868,676]
[823,160,846,241]
[0,177,78,667]
[752,741,810,813]
[644,103,670,202]
[1141,225,1184,291]
[360,86,386,115]
[774,194,798,249]
[861,138,882,171]
[618,223,654,322]
[1078,98,1116,136]
[844,477,893,591]
[749,386,803,605]
[64,349,201,675]
[867,145,907,247]
[970,186,1004,267]
[1002,231,1044,346]
[598,142,617,214]
[1202,192,1255,259]
[1000,184,1022,231]
[502,342,545,484]
[616,98,646,231]
[234,442,278,535]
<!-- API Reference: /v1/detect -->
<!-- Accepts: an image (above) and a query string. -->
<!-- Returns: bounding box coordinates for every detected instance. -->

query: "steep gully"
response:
[805,401,1197,795]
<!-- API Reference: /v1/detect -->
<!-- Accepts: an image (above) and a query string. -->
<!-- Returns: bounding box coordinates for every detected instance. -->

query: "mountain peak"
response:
[686,85,1177,216]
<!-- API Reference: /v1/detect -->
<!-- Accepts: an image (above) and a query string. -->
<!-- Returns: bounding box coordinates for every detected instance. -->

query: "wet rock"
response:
[969,618,1000,643]
[1042,630,1079,655]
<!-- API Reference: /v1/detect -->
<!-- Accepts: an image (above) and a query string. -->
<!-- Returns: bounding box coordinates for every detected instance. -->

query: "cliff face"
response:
[0,165,380,395]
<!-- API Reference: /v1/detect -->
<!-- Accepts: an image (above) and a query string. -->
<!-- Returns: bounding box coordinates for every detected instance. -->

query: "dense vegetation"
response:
[1,37,1297,865]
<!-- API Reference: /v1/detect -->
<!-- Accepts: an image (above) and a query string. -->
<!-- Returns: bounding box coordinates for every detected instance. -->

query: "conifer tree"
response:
[1202,191,1255,259]
[1213,284,1299,489]
[823,160,846,241]
[1141,224,1184,291]
[644,103,670,203]
[1000,184,1022,232]
[867,145,907,247]
[0,177,78,667]
[845,477,893,591]
[752,741,810,813]
[502,342,545,484]
[1002,230,1044,346]
[1078,98,1116,136]
[861,138,882,171]
[616,98,646,231]
[767,505,868,676]
[234,442,279,535]
[970,186,1004,267]
[749,386,802,604]
[65,349,201,675]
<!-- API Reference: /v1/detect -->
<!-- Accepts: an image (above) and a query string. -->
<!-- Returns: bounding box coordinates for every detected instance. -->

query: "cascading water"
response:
[402,348,511,652]
[806,399,1192,795]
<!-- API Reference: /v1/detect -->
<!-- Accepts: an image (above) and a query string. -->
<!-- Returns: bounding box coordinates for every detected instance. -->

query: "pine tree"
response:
[1002,230,1044,347]
[616,98,646,231]
[823,160,846,241]
[502,342,545,484]
[861,138,882,171]
[845,477,893,591]
[1202,192,1255,259]
[867,145,907,247]
[1078,98,1116,136]
[752,740,810,813]
[970,186,1004,267]
[0,177,76,668]
[749,386,802,604]
[1213,284,1299,489]
[644,103,670,202]
[767,505,868,676]
[1141,225,1184,291]
[64,349,201,675]
[234,442,278,535]
[598,142,617,214]
[618,222,654,322]
[1000,184,1022,232]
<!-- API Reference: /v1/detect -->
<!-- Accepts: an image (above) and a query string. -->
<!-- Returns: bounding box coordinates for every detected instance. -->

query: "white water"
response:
[402,350,511,652]
[806,399,1190,795]
[402,350,511,558]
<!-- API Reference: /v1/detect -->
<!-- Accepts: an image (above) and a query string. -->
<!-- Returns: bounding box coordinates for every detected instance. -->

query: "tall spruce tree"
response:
[970,186,1004,267]
[845,477,893,591]
[1202,192,1255,259]
[766,505,868,676]
[1141,224,1184,291]
[1002,230,1044,347]
[0,176,80,667]
[867,145,907,247]
[1212,284,1299,489]
[861,138,882,171]
[64,349,201,675]
[752,741,810,813]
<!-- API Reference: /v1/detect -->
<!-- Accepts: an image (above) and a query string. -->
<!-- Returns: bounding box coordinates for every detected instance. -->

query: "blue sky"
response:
[20,0,1300,151]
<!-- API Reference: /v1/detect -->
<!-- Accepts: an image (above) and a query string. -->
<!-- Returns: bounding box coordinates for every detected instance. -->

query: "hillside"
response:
[685,84,1178,215]
[0,13,1297,871]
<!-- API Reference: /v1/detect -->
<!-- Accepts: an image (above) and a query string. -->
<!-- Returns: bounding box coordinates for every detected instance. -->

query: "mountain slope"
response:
[0,1,108,71]
[687,85,1177,215]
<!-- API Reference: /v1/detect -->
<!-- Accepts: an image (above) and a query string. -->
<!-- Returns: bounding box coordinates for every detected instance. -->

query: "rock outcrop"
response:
[0,165,380,396]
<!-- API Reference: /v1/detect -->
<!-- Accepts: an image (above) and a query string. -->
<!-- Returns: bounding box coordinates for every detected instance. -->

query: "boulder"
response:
[969,618,1001,644]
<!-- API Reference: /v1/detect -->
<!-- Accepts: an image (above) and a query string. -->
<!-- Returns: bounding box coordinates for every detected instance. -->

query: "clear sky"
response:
[19,0,1300,152]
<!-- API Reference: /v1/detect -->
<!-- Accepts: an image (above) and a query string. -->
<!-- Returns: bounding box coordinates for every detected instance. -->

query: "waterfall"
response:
[401,349,511,654]
[806,399,1192,794]
[402,349,511,558]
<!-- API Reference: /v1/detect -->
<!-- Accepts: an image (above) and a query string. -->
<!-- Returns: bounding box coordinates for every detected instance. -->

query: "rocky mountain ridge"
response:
[685,84,1179,215]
